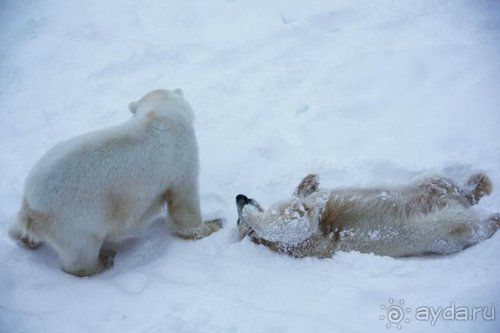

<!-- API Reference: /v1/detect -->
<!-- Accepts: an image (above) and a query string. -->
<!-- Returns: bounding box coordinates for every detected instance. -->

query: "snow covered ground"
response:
[1,0,499,332]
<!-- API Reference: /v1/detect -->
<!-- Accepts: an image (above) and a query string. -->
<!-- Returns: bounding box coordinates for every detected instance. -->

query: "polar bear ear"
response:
[174,88,184,96]
[128,101,138,114]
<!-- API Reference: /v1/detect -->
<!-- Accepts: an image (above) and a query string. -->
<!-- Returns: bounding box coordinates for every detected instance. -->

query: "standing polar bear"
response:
[9,89,222,276]
[236,173,498,258]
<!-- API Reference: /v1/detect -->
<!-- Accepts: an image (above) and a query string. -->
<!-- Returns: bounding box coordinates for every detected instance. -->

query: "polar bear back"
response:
[23,96,199,235]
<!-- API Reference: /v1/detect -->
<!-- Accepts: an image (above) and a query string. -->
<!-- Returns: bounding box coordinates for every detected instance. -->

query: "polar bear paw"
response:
[99,249,116,272]
[176,219,223,240]
[464,173,492,205]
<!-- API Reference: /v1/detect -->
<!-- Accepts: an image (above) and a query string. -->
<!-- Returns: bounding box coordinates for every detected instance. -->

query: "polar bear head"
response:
[128,89,194,122]
[236,194,265,240]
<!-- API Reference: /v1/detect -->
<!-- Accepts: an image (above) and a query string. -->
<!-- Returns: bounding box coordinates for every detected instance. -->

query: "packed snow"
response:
[1,0,499,332]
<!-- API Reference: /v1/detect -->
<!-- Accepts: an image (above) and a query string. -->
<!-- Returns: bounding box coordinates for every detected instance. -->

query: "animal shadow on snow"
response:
[105,217,175,276]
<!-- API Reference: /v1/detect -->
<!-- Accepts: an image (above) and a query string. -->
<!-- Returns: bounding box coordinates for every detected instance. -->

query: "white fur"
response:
[239,175,498,258]
[10,89,220,276]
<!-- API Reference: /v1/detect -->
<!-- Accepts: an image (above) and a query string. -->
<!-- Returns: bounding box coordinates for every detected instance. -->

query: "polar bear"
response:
[9,89,222,276]
[236,173,498,258]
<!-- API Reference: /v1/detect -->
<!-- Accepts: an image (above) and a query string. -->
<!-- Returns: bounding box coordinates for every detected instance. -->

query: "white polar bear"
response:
[236,173,498,258]
[9,89,222,276]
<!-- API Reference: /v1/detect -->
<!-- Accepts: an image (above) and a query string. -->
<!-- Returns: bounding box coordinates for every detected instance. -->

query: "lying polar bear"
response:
[236,173,498,258]
[10,89,222,276]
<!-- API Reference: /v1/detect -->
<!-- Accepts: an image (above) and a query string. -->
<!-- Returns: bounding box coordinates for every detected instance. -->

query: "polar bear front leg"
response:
[461,173,492,206]
[293,174,319,198]
[166,184,222,240]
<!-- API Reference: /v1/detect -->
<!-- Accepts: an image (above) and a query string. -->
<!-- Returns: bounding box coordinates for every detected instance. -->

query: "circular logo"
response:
[380,298,411,329]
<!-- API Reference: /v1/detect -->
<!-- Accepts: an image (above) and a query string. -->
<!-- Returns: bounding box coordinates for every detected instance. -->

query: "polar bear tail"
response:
[9,199,43,249]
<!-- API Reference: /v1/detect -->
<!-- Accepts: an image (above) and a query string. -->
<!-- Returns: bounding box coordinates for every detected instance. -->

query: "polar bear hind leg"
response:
[418,213,499,255]
[9,199,43,249]
[53,232,113,277]
[9,222,41,249]
[11,200,112,276]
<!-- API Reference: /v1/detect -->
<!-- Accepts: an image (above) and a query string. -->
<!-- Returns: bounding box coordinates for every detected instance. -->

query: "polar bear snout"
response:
[128,101,138,115]
[236,194,250,221]
[235,194,266,240]
[236,194,264,220]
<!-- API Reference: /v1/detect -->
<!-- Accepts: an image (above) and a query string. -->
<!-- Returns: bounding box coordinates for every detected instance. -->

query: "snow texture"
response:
[1,0,499,332]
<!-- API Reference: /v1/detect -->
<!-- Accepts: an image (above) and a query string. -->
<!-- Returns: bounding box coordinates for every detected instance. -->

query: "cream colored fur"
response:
[9,89,221,276]
[237,173,498,258]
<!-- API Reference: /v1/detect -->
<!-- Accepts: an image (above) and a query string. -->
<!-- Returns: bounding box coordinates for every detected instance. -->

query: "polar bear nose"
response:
[236,194,249,208]
[236,194,250,219]
[236,195,264,216]
[128,101,138,114]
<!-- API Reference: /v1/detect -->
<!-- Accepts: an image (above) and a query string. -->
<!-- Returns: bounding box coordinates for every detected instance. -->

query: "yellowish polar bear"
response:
[236,173,498,258]
[10,89,222,276]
